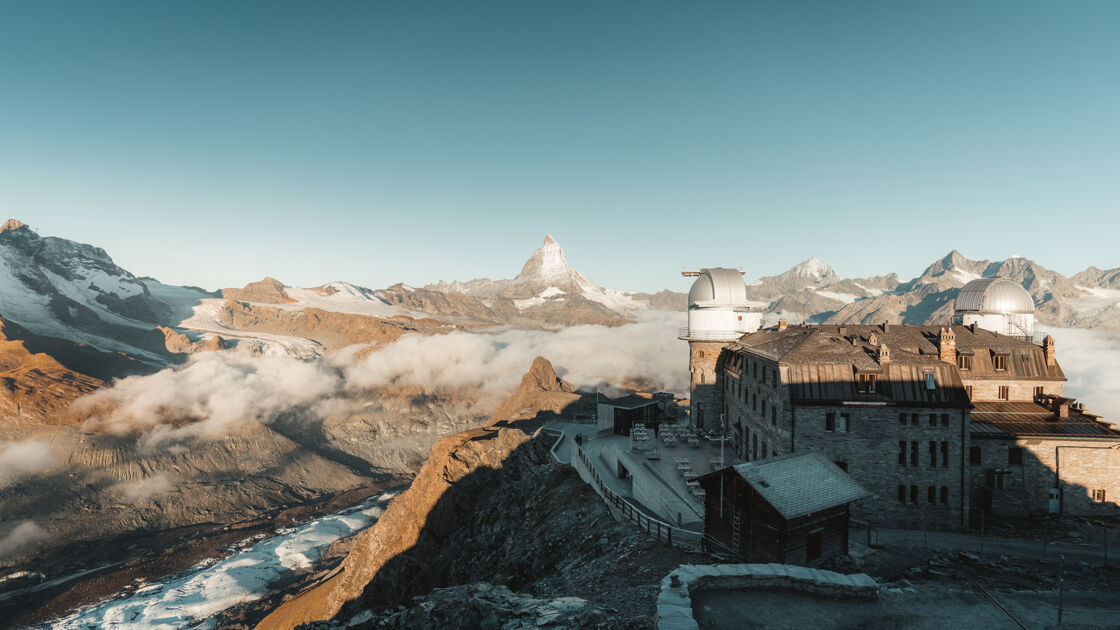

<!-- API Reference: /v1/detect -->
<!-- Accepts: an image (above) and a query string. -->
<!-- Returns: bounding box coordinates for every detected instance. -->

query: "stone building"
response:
[677,268,761,431]
[690,278,1120,529]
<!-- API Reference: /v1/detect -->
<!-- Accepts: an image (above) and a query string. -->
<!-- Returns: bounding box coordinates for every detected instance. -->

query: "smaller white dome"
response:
[955,278,1035,315]
[688,268,747,307]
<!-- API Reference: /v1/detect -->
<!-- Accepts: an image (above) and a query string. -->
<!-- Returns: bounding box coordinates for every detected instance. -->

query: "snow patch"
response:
[814,290,858,304]
[951,268,981,284]
[45,494,393,629]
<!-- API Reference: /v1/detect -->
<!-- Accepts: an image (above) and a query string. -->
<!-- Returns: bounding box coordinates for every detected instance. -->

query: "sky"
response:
[1,1,1118,293]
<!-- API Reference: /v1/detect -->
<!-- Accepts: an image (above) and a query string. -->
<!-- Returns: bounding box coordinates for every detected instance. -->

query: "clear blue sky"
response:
[2,1,1117,293]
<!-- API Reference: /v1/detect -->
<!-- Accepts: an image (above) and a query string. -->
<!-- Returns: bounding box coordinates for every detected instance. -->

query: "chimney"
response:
[1058,400,1070,419]
[778,320,788,332]
[938,327,956,364]
[838,326,848,337]
[1043,335,1056,366]
[878,343,890,364]
[881,322,889,332]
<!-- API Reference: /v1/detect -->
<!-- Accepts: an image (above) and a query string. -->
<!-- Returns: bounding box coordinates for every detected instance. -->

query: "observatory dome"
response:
[954,278,1035,315]
[688,268,748,307]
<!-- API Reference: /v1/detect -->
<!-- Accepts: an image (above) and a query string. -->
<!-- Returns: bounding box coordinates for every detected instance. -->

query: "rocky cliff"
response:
[255,358,700,630]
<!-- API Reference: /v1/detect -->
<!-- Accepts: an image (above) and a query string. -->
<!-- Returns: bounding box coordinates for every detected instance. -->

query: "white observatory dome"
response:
[954,278,1035,314]
[680,268,760,341]
[688,268,749,306]
[954,277,1035,338]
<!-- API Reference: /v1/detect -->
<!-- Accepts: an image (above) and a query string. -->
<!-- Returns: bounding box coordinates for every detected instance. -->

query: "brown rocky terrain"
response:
[158,325,231,354]
[0,318,102,426]
[213,300,460,353]
[254,358,696,630]
[222,277,298,304]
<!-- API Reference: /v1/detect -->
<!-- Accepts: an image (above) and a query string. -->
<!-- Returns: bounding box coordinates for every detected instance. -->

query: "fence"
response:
[570,439,703,551]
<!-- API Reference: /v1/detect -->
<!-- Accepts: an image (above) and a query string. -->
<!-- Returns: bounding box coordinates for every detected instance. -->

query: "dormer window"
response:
[924,372,936,390]
[957,355,972,370]
[993,355,1007,371]
[857,373,877,394]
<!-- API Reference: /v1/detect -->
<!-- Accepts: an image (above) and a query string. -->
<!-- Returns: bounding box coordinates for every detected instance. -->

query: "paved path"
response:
[871,528,1116,566]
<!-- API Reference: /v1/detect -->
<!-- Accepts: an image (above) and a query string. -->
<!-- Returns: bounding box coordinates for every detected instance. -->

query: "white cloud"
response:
[1040,326,1120,427]
[74,312,690,448]
[0,520,49,558]
[112,474,175,502]
[0,440,57,488]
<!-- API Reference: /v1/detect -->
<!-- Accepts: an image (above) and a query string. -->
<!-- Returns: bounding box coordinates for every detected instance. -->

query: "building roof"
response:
[955,278,1036,315]
[970,401,1120,438]
[721,452,869,520]
[729,324,1064,405]
[688,268,747,308]
[599,394,659,410]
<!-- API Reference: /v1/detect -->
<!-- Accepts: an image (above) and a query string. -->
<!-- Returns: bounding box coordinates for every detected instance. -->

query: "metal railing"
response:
[570,441,703,551]
[677,328,748,341]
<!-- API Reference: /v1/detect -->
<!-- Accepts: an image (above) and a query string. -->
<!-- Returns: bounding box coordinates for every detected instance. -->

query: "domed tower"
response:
[953,278,1035,338]
[678,268,761,429]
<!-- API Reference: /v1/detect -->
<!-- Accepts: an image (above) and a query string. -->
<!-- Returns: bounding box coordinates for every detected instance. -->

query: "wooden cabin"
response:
[697,452,868,565]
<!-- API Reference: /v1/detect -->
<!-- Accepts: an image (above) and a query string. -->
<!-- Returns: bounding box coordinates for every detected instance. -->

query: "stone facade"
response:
[969,437,1120,520]
[961,377,1064,403]
[688,341,727,431]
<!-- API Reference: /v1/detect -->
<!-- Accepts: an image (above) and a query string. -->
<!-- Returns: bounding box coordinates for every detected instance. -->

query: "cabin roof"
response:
[711,452,869,520]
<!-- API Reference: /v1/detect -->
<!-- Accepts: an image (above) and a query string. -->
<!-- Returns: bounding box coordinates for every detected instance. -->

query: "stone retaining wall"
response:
[655,563,880,630]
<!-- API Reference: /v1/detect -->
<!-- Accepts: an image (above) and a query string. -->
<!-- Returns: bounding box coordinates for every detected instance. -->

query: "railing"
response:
[677,328,747,341]
[570,440,703,551]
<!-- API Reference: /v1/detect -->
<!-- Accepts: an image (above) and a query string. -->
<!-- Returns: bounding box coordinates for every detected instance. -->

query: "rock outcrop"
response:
[158,326,230,354]
[0,318,102,425]
[222,277,297,304]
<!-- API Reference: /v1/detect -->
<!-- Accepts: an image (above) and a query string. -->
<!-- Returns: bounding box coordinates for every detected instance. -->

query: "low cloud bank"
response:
[0,440,57,488]
[1040,326,1120,427]
[0,520,49,558]
[76,312,689,447]
[112,474,175,502]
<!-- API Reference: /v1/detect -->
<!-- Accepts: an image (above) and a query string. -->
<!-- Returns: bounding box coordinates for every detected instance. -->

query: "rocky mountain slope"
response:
[255,358,698,630]
[734,251,1120,333]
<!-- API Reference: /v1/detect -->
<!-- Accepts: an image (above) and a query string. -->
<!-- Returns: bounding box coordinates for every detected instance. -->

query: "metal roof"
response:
[970,401,1120,438]
[599,394,659,410]
[728,452,869,520]
[688,268,747,307]
[954,278,1035,315]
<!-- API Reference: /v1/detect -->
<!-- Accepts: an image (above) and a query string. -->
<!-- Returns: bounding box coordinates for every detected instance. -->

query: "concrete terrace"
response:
[547,421,739,528]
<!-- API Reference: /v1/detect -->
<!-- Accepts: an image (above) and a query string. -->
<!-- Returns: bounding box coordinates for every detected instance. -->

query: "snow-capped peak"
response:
[789,257,836,281]
[514,235,596,290]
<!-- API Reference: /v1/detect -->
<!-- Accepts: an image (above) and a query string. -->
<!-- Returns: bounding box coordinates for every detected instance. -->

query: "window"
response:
[999,386,1010,401]
[928,486,936,504]
[965,385,973,400]
[837,413,849,433]
[752,435,758,460]
[940,487,949,505]
[969,446,982,465]
[898,441,906,465]
[761,441,767,458]
[924,372,936,390]
[940,413,949,427]
[910,441,919,466]
[1008,447,1023,465]
[898,485,907,503]
[857,373,877,393]
[928,413,937,427]
[958,355,972,370]
[899,412,907,426]
[911,413,920,426]
[941,441,949,468]
[996,473,1005,490]
[698,351,705,359]
[1034,386,1044,398]
[825,412,836,432]
[994,355,1007,371]
[761,400,767,416]
[928,441,937,468]
[910,485,918,504]
[771,407,777,425]
[1093,489,1107,503]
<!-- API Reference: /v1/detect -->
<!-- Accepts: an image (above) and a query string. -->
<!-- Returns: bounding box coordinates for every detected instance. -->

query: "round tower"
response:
[953,277,1035,338]
[678,268,760,429]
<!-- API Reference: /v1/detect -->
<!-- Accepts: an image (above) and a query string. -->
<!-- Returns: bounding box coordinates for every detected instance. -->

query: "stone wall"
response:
[688,341,727,431]
[960,377,1064,402]
[970,437,1120,518]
